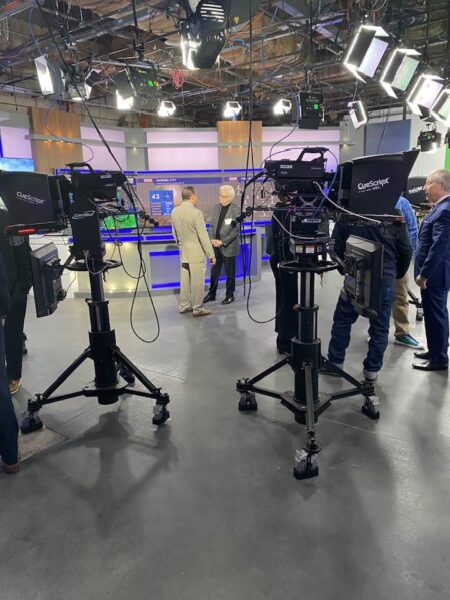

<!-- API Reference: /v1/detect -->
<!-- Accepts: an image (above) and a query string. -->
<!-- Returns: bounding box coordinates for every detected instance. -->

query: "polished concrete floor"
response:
[2,267,450,600]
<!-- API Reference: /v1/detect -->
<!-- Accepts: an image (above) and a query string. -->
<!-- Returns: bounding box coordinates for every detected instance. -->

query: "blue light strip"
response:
[152,274,245,289]
[149,250,179,257]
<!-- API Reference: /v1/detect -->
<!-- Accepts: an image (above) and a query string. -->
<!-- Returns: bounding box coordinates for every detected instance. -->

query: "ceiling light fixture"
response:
[34,55,65,99]
[343,24,389,82]
[223,100,242,119]
[116,91,134,110]
[417,124,442,153]
[158,100,176,117]
[273,98,292,116]
[407,74,444,117]
[113,63,161,111]
[348,100,368,129]
[298,92,323,129]
[180,0,229,70]
[380,48,421,98]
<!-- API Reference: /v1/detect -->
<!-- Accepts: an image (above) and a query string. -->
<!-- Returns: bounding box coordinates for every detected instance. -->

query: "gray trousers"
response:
[179,262,206,313]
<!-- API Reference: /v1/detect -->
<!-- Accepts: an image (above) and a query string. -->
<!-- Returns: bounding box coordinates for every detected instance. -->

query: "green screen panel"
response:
[445,146,450,170]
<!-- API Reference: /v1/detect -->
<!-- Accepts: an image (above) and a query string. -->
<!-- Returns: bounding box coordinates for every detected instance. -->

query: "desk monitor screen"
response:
[102,213,138,231]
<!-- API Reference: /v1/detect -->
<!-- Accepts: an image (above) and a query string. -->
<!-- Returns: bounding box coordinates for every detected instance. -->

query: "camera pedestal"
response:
[237,254,379,480]
[21,261,170,434]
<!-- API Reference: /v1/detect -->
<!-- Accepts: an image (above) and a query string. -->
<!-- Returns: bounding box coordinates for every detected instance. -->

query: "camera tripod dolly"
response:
[237,238,379,480]
[21,257,170,434]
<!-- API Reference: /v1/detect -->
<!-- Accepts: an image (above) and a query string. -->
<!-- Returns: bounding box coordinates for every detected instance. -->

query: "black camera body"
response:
[263,147,419,318]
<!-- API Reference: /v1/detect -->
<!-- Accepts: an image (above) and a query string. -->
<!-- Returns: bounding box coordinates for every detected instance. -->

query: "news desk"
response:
[73,224,267,298]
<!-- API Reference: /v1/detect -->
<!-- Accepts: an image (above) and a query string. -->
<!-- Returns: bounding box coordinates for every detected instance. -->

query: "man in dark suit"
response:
[0,252,20,474]
[413,169,450,371]
[203,185,241,305]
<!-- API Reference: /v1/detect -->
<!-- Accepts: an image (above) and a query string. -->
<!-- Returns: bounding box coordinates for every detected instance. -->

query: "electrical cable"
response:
[376,98,394,154]
[36,0,160,343]
[43,101,95,163]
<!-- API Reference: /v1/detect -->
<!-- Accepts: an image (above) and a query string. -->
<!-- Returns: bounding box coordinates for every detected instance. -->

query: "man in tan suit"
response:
[171,186,216,317]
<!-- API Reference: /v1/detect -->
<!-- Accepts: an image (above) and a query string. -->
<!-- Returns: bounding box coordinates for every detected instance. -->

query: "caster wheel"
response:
[119,365,135,385]
[152,407,170,426]
[293,450,319,480]
[21,413,43,434]
[416,311,423,322]
[361,397,380,420]
[238,393,258,412]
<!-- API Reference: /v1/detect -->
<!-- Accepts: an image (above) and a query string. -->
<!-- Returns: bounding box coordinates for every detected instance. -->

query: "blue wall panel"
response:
[364,120,411,155]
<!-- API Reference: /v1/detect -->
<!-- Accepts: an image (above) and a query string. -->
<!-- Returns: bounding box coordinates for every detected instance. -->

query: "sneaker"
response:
[320,362,344,377]
[179,307,193,314]
[363,369,378,383]
[9,380,21,395]
[395,334,425,349]
[193,309,212,318]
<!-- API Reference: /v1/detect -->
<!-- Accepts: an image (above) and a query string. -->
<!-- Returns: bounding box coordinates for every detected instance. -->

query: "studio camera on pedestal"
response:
[0,163,170,435]
[235,147,419,479]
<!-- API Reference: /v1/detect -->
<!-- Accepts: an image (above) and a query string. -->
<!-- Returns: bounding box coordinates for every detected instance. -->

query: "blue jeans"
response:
[328,279,396,374]
[0,320,18,465]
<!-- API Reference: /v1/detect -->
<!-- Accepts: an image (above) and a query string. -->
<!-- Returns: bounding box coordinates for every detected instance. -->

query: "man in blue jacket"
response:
[0,253,20,473]
[413,169,450,371]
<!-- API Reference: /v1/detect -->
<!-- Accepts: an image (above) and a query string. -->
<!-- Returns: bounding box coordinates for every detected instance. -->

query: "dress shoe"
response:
[193,309,212,318]
[412,361,448,371]
[2,452,21,474]
[203,294,216,303]
[414,350,430,359]
[9,379,21,395]
[221,295,234,305]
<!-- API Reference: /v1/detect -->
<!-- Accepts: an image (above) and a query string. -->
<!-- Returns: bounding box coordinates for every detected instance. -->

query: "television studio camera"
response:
[0,163,170,434]
[235,146,419,480]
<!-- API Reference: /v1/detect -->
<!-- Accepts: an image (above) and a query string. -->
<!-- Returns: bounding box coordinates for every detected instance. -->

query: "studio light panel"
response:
[344,25,389,81]
[348,101,368,130]
[407,74,444,116]
[380,48,420,98]
[431,89,450,127]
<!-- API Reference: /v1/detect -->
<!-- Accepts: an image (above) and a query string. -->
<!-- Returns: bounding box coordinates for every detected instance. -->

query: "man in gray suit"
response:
[171,186,216,317]
[204,185,241,305]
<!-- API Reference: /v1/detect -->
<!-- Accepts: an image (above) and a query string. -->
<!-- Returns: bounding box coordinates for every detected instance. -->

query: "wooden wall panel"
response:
[28,107,83,174]
[217,121,262,170]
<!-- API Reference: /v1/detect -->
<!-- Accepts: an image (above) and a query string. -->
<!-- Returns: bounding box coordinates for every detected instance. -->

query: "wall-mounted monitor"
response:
[0,157,35,172]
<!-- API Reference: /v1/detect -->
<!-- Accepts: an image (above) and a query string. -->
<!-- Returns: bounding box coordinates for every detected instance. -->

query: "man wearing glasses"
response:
[204,185,241,305]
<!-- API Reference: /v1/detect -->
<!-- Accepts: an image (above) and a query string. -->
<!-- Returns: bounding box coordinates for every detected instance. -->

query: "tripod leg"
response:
[114,347,170,426]
[293,362,320,480]
[21,348,91,434]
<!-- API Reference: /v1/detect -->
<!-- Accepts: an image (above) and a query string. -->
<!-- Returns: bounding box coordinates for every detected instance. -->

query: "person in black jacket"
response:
[269,201,298,354]
[325,216,412,382]
[0,209,32,395]
[0,253,19,474]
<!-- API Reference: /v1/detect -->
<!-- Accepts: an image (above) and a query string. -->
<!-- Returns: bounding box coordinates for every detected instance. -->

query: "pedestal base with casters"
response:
[236,254,379,480]
[21,260,170,435]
